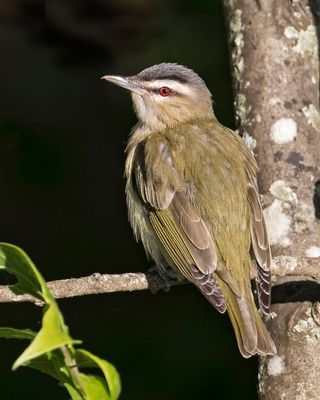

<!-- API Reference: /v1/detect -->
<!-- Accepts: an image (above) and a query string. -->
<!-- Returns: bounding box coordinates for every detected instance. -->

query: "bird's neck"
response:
[127,115,216,149]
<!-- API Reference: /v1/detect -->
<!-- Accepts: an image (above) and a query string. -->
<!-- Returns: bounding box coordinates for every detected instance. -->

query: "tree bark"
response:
[224,0,320,399]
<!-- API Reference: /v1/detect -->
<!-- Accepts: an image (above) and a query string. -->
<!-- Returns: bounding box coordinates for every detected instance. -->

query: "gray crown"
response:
[136,63,208,89]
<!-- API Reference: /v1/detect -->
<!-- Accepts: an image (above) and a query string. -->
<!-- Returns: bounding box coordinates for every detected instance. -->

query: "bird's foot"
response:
[147,265,178,293]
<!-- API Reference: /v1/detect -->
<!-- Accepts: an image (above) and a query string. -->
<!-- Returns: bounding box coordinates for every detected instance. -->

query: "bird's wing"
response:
[247,184,272,315]
[134,142,226,313]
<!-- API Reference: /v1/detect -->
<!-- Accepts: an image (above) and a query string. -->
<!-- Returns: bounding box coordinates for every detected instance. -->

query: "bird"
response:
[102,63,276,358]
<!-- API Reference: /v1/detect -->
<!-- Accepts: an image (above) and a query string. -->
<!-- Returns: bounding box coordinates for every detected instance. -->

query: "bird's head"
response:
[102,63,214,129]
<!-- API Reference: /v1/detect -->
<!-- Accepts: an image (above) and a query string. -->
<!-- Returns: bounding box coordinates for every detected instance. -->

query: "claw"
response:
[148,265,178,293]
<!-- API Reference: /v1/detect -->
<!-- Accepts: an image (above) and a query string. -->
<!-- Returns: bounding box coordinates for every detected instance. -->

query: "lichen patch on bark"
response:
[263,199,292,245]
[302,104,320,132]
[270,118,297,144]
[305,246,320,258]
[284,25,317,55]
[294,202,315,233]
[270,180,297,203]
[291,306,320,343]
[243,131,257,150]
[229,8,244,83]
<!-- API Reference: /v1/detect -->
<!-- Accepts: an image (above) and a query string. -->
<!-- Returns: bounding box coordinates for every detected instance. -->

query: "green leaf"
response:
[26,348,121,400]
[13,307,78,369]
[0,328,65,381]
[0,327,36,340]
[75,374,111,400]
[76,349,121,400]
[64,383,83,400]
[0,243,78,369]
[24,351,65,381]
[0,243,50,301]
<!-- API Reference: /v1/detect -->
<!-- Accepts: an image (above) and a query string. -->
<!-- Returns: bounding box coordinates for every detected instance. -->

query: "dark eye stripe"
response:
[143,74,188,84]
[157,75,188,83]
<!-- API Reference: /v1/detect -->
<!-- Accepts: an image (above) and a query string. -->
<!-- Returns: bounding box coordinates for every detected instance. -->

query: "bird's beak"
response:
[101,75,145,95]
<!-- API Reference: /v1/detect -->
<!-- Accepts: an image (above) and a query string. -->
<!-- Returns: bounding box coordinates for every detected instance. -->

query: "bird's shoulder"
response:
[126,117,257,190]
[131,118,221,169]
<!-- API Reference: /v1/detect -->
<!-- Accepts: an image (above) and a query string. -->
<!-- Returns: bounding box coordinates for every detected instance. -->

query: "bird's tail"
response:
[223,282,277,358]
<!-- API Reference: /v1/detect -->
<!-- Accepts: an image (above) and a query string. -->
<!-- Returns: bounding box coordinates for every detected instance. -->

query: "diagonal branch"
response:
[0,256,319,304]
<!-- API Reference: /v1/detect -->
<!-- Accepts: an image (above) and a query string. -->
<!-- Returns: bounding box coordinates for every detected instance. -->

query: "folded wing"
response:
[133,142,226,313]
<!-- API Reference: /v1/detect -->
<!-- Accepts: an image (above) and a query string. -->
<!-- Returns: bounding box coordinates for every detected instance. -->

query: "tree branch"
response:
[0,256,318,304]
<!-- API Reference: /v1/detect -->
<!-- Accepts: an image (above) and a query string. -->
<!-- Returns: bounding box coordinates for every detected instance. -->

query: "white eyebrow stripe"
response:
[143,80,194,96]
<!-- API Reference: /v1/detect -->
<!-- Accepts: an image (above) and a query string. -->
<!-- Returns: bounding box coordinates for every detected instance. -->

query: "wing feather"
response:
[134,141,226,313]
[150,210,226,313]
[171,192,217,273]
[248,184,272,314]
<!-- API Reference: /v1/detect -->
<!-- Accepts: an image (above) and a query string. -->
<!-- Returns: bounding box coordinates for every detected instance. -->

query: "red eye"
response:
[159,86,171,96]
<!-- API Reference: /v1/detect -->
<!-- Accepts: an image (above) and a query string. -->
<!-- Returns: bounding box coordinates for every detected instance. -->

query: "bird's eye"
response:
[159,86,171,97]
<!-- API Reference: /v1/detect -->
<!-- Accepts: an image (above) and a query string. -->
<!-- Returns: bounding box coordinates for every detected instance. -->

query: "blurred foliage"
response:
[0,1,258,399]
[0,243,121,400]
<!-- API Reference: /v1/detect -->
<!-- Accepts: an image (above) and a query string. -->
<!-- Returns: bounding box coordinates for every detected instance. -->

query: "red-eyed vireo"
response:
[102,63,276,357]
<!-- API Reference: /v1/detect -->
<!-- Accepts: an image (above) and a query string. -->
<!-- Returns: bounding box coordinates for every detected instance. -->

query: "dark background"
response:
[0,1,258,398]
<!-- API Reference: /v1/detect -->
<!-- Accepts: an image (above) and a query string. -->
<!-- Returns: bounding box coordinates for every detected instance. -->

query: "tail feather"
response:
[224,284,276,357]
[255,307,277,356]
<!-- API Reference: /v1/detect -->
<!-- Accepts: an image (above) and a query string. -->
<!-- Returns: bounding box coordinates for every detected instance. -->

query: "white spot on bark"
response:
[281,256,298,272]
[294,25,317,55]
[305,246,320,258]
[293,318,310,334]
[292,310,320,343]
[267,356,285,376]
[242,131,256,150]
[280,237,292,247]
[269,96,282,105]
[284,25,317,55]
[265,310,278,321]
[256,114,262,123]
[312,76,316,84]
[284,26,298,39]
[302,104,320,133]
[270,118,297,144]
[263,199,292,245]
[269,311,278,319]
[296,203,314,222]
[270,180,297,203]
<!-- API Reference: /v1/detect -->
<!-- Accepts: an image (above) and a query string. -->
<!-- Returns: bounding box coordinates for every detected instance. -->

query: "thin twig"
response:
[0,256,319,304]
